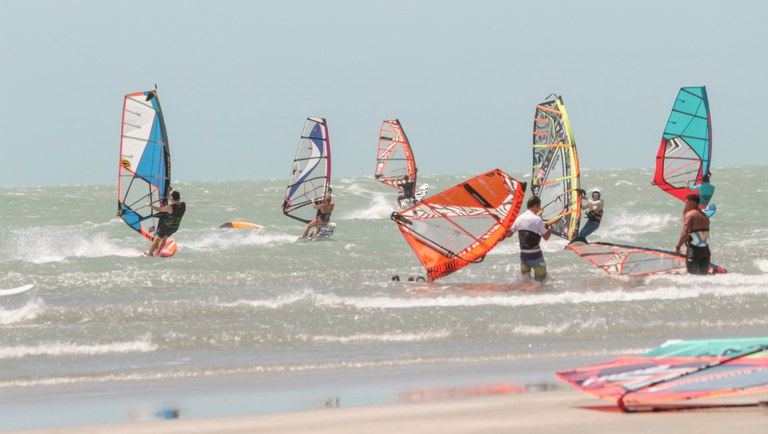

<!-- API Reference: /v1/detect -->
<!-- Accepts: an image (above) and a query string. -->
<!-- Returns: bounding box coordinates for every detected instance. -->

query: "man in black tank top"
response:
[147,191,186,256]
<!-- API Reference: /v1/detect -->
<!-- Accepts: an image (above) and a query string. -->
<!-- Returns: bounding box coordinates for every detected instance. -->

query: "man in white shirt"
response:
[506,196,552,282]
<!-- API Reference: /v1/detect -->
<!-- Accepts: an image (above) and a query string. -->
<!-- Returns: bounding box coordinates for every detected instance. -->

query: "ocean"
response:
[1,165,767,429]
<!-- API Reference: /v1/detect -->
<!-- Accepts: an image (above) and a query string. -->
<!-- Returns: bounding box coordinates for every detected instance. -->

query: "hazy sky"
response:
[1,0,766,186]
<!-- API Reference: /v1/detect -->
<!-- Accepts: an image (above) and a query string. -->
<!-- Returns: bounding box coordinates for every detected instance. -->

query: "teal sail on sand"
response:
[653,87,715,205]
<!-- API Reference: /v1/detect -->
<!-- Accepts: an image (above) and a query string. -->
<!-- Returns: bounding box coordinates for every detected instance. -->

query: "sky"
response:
[1,0,766,186]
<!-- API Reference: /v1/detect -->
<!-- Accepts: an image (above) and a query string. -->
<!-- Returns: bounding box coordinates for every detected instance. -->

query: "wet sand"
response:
[9,389,768,434]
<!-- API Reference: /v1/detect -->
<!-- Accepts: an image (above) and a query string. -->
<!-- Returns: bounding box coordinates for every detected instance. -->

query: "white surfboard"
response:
[0,284,34,297]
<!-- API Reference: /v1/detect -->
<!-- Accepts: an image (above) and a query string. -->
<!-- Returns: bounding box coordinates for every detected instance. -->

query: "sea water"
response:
[1,166,767,428]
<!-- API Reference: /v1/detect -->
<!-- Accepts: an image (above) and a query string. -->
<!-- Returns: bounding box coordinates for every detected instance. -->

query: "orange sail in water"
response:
[391,169,526,281]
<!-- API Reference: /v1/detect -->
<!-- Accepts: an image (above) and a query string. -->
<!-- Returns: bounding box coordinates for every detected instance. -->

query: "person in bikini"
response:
[675,194,711,275]
[300,192,335,240]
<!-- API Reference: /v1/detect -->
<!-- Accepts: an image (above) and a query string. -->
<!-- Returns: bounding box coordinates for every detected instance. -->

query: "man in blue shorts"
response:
[506,196,552,282]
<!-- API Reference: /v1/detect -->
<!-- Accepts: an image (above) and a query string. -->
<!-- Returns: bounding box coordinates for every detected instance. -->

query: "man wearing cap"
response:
[675,194,711,275]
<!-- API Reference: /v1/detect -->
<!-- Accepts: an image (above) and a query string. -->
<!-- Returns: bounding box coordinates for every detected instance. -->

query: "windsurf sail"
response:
[282,117,331,223]
[653,87,712,202]
[375,119,417,189]
[391,169,525,281]
[531,95,581,240]
[566,241,726,276]
[117,90,171,241]
[557,338,768,411]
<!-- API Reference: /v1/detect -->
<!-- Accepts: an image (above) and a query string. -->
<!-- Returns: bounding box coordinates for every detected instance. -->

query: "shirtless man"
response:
[675,194,711,275]
[301,192,335,240]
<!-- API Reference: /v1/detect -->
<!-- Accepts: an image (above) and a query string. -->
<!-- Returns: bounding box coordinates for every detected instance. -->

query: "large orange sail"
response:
[391,169,525,281]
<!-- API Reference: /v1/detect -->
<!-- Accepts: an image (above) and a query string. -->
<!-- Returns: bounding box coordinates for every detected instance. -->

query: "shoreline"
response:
[8,389,768,434]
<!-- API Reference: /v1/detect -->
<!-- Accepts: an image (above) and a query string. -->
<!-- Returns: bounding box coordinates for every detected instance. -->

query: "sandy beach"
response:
[7,389,768,434]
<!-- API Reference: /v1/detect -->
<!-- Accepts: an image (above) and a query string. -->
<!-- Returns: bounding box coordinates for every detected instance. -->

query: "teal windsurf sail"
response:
[653,87,712,202]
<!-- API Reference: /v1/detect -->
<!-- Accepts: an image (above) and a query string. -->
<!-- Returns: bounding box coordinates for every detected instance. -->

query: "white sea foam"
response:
[756,259,768,272]
[600,209,677,241]
[341,192,395,220]
[0,348,649,389]
[0,335,157,359]
[507,318,608,336]
[182,230,295,251]
[312,280,767,310]
[217,289,315,309]
[0,298,45,325]
[11,231,137,264]
[307,330,451,344]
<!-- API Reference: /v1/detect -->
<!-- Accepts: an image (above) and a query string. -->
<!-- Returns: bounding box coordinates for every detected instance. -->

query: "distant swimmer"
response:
[506,196,552,282]
[146,191,186,256]
[301,192,335,240]
[675,194,711,275]
[578,188,604,239]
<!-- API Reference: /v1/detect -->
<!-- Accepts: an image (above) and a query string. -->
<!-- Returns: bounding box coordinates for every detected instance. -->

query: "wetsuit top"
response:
[509,210,548,253]
[158,202,186,232]
[689,182,715,206]
[583,198,604,222]
[400,181,415,198]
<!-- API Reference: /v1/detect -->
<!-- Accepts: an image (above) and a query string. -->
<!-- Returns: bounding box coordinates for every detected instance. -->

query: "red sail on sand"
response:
[557,338,768,412]
[391,169,525,281]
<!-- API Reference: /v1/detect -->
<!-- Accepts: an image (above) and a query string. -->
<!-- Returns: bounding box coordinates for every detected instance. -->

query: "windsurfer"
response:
[506,196,552,282]
[675,194,711,275]
[397,176,416,207]
[301,192,335,240]
[688,172,716,207]
[146,191,186,256]
[579,188,604,239]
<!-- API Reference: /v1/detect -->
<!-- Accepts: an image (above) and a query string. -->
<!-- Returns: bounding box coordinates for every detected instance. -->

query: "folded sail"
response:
[531,95,581,240]
[283,117,331,223]
[392,169,525,281]
[117,90,171,241]
[567,241,726,276]
[653,87,712,202]
[375,119,417,190]
[557,338,768,411]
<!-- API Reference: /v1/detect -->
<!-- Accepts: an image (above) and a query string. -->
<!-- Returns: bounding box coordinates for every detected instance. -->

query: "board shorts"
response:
[317,212,331,224]
[156,226,178,238]
[686,245,711,275]
[519,251,547,282]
